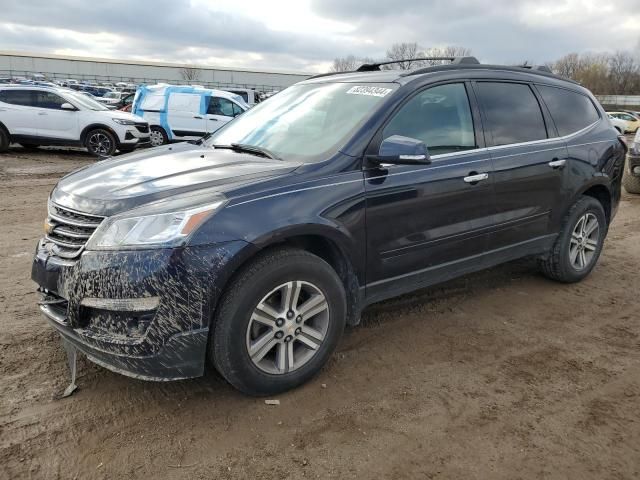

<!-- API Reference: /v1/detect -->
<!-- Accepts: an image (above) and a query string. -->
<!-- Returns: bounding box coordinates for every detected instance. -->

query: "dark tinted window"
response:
[476,82,547,146]
[383,83,476,155]
[208,97,236,117]
[33,91,67,110]
[537,85,600,136]
[0,89,34,106]
[231,102,244,117]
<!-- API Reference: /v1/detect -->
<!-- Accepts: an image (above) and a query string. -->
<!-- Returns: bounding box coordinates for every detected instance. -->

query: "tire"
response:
[623,168,640,194]
[19,143,40,150]
[149,126,168,147]
[211,248,347,396]
[539,196,607,283]
[0,127,9,153]
[85,128,117,157]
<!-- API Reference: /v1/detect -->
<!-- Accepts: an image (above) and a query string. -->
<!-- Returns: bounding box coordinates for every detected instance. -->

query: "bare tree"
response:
[423,46,474,66]
[608,51,639,94]
[180,66,201,82]
[330,55,376,72]
[385,42,423,69]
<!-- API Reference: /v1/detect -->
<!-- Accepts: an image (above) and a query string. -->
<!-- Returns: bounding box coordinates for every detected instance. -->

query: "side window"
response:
[0,89,34,106]
[382,83,476,155]
[475,82,547,146]
[208,97,235,117]
[231,102,244,117]
[33,91,67,110]
[537,85,601,136]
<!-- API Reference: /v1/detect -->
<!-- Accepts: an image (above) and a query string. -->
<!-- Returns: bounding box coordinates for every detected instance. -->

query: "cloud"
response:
[0,0,637,71]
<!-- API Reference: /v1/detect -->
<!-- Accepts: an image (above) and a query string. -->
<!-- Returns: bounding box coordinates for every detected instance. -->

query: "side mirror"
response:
[369,135,431,165]
[61,103,76,111]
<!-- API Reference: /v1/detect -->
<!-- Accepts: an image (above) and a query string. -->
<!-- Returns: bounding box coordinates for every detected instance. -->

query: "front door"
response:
[472,81,568,249]
[33,91,78,140]
[206,97,239,133]
[364,82,495,301]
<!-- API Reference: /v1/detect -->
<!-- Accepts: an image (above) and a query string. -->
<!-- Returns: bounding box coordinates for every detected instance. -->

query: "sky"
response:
[0,0,638,73]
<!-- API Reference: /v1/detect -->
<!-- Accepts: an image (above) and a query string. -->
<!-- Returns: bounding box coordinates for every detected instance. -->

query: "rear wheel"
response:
[85,129,116,157]
[0,128,9,153]
[539,196,606,283]
[211,248,346,396]
[149,126,168,147]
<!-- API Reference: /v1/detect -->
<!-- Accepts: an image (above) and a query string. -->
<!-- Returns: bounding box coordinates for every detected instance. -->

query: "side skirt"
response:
[363,234,557,306]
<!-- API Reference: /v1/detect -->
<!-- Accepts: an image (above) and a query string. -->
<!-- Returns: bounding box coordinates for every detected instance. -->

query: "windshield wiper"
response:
[212,143,280,160]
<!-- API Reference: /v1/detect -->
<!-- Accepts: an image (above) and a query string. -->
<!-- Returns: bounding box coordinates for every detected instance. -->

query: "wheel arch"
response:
[577,181,612,226]
[80,124,120,146]
[211,228,363,328]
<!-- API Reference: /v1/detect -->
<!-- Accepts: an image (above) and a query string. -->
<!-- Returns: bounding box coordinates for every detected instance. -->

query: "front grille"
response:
[135,123,149,133]
[46,203,104,259]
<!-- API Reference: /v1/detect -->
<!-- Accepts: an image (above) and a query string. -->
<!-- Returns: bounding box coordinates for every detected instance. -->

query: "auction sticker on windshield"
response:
[346,86,393,97]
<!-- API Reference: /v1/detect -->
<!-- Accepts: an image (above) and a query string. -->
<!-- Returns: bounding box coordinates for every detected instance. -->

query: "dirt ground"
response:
[1,145,639,480]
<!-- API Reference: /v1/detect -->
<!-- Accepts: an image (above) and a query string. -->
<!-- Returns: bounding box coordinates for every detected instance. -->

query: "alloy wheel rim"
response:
[150,130,164,146]
[569,212,599,271]
[246,281,330,375]
[88,133,111,155]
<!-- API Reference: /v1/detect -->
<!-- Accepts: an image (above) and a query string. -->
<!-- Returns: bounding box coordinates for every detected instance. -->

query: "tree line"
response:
[331,43,640,95]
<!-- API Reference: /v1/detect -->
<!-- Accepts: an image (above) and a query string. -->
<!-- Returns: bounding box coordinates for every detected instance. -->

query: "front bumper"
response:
[118,123,151,147]
[32,240,251,380]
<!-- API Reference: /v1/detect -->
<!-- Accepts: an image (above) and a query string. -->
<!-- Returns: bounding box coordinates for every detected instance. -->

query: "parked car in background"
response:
[607,114,632,134]
[624,128,640,194]
[224,88,262,106]
[133,84,248,146]
[118,93,135,112]
[607,111,640,133]
[98,91,126,106]
[31,58,625,395]
[0,85,150,155]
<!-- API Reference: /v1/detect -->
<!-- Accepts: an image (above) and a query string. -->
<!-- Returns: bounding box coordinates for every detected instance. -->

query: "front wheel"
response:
[211,248,346,396]
[623,168,640,194]
[539,196,607,283]
[85,129,117,157]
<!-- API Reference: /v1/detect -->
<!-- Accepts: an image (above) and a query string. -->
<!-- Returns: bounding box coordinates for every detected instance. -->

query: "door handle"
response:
[38,112,48,116]
[463,173,489,184]
[548,159,566,169]
[209,118,218,121]
[193,115,203,119]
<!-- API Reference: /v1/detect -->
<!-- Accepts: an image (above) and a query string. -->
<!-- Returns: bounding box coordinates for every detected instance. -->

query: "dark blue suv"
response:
[32,57,626,395]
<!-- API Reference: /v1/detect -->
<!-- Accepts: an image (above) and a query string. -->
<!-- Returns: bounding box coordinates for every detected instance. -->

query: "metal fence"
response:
[0,69,286,93]
[596,95,640,109]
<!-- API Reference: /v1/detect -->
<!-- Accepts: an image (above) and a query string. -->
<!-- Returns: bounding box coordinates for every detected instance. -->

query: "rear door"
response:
[364,82,495,300]
[32,91,78,140]
[0,89,39,136]
[473,81,568,250]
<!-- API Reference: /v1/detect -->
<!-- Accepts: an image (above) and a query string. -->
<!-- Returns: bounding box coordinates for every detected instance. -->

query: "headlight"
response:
[112,118,136,125]
[86,199,226,249]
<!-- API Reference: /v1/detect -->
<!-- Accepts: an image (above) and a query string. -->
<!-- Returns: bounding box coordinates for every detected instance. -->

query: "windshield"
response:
[62,90,110,111]
[204,82,397,162]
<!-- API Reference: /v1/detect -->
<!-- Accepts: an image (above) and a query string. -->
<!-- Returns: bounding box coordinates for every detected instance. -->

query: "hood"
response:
[51,143,300,216]
[108,109,145,123]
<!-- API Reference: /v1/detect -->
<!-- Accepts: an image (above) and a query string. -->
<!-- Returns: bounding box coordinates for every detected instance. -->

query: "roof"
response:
[305,61,577,86]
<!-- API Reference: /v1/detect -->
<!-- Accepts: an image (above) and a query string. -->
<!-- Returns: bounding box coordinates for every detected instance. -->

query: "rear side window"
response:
[475,82,547,146]
[382,83,476,155]
[537,85,600,136]
[0,89,34,106]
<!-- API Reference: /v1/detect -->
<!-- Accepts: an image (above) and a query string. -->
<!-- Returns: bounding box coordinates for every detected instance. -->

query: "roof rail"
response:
[519,64,553,73]
[356,56,480,72]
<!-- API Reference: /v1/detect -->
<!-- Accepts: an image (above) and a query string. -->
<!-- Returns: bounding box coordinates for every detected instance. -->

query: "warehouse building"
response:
[0,50,310,92]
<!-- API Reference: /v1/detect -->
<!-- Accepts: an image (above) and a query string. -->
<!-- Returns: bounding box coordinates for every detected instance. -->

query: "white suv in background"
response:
[0,85,150,156]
